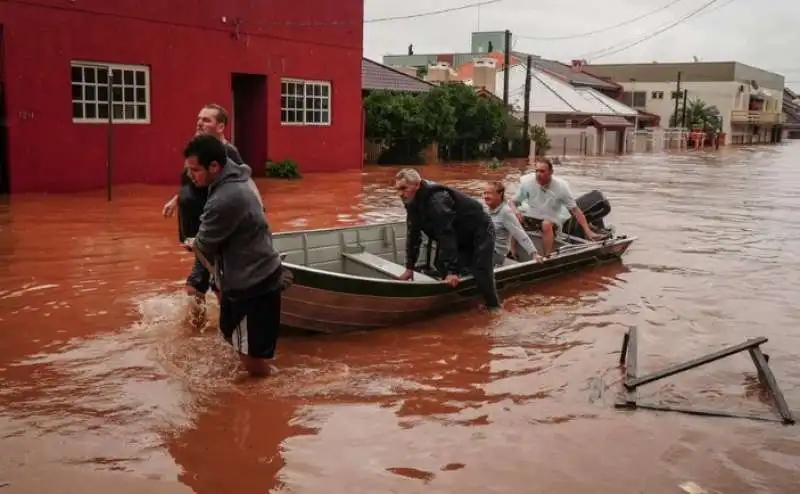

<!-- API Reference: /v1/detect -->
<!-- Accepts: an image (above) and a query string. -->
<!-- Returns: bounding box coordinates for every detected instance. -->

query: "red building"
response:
[0,0,364,194]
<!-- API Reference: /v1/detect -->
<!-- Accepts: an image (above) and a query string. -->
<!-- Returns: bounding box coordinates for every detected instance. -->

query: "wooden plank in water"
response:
[625,337,769,389]
[623,328,638,407]
[630,403,786,424]
[748,346,796,425]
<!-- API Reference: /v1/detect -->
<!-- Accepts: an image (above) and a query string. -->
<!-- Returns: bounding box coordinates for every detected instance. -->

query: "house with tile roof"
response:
[361,58,435,94]
[360,58,437,164]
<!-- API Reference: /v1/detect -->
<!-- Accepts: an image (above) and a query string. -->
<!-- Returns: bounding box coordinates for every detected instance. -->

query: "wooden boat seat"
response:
[342,251,437,282]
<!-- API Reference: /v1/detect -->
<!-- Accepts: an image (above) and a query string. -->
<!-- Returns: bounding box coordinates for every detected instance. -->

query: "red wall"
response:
[0,0,364,193]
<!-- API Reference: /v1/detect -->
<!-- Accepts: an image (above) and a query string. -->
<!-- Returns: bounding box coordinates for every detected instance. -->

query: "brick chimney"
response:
[426,62,455,83]
[472,57,497,93]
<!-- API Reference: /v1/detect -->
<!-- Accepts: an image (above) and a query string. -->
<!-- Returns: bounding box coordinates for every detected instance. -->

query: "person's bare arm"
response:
[558,182,600,240]
[508,180,529,220]
[503,208,537,256]
[163,194,179,217]
[569,207,601,240]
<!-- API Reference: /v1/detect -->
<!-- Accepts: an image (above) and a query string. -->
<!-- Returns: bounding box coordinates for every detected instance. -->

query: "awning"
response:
[590,115,634,127]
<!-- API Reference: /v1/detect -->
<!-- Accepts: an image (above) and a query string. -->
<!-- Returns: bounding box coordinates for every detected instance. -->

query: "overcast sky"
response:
[363,0,800,91]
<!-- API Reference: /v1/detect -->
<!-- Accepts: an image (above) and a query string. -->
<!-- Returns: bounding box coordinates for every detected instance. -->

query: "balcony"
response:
[730,110,783,125]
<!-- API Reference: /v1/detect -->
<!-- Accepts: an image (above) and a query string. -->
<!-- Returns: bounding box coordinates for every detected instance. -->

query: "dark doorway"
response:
[0,26,9,195]
[615,129,626,154]
[231,73,267,176]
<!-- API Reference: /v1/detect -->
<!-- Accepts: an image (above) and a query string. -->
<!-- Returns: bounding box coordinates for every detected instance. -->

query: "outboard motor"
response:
[562,190,612,239]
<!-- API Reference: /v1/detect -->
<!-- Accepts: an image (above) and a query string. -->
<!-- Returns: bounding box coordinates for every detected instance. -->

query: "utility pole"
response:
[502,29,512,156]
[522,55,533,155]
[106,66,114,202]
[630,78,639,153]
[681,89,689,129]
[502,29,511,108]
[672,71,682,127]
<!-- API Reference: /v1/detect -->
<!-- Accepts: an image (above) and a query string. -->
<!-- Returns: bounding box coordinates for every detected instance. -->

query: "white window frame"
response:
[280,78,331,126]
[71,61,151,124]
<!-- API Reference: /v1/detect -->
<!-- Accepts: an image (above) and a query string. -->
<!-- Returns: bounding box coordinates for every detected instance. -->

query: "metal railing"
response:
[730,110,783,124]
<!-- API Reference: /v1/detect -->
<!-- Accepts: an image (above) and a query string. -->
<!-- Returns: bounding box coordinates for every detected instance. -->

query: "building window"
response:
[71,62,150,124]
[621,91,647,107]
[280,79,331,125]
[651,91,664,100]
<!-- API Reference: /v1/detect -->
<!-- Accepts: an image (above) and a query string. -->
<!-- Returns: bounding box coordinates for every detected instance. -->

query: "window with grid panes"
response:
[280,79,330,125]
[71,62,150,123]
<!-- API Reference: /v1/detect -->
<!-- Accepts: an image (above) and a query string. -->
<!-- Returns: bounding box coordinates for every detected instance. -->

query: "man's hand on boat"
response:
[400,268,460,288]
[182,237,195,251]
[399,268,414,281]
[584,229,604,241]
[443,274,460,288]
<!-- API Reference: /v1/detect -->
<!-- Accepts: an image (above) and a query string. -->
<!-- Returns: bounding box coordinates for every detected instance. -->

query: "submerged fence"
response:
[363,137,530,165]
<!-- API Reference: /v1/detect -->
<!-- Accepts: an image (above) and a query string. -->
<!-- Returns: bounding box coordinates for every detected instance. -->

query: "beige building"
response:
[583,62,785,145]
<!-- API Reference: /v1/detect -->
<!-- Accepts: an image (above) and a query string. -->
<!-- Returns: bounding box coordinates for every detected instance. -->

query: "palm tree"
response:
[670,98,722,133]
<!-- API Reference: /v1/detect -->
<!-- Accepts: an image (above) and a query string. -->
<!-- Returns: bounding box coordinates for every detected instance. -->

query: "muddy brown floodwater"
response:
[2,144,800,493]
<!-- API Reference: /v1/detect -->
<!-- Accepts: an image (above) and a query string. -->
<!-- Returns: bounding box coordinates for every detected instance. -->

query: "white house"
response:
[494,64,639,154]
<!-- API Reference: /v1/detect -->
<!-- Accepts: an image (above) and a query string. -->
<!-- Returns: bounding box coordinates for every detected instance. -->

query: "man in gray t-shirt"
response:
[483,181,538,265]
[509,158,601,256]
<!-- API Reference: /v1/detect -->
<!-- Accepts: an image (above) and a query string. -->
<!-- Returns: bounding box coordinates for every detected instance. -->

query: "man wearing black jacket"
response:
[162,104,243,303]
[395,168,501,310]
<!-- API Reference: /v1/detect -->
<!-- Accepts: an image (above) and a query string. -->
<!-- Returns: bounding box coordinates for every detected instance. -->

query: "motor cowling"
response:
[563,190,612,238]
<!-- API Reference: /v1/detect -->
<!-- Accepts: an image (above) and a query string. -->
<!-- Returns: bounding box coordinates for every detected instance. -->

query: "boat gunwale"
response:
[279,222,637,287]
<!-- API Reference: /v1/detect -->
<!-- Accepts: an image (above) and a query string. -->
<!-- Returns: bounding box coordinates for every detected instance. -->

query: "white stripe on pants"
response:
[231,315,249,355]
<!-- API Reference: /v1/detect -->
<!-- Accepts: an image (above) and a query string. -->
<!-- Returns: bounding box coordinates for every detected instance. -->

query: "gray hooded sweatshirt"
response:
[193,160,282,298]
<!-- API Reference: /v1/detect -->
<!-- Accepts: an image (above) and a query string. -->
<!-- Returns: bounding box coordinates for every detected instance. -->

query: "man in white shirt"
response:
[509,158,601,256]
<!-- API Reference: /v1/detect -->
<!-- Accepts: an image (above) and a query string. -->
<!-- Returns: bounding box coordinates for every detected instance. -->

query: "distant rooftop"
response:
[495,65,637,116]
[383,51,619,91]
[361,58,435,93]
[583,61,785,89]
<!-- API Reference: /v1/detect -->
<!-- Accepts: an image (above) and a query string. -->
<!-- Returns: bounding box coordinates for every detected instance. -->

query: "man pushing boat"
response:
[394,169,501,311]
[181,134,288,378]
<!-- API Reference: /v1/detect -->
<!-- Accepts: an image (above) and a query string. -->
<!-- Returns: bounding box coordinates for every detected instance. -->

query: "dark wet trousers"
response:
[437,221,501,309]
[186,257,211,294]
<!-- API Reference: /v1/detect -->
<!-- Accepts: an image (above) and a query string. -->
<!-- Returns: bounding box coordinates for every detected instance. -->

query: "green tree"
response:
[363,83,508,164]
[530,125,551,156]
[364,91,430,164]
[671,98,722,133]
[435,82,506,160]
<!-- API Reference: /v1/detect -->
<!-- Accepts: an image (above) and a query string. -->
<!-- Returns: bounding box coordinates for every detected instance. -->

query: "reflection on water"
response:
[2,146,800,493]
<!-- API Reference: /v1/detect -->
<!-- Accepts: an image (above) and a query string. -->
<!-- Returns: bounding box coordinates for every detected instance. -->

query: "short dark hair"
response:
[491,181,506,201]
[183,133,228,169]
[536,158,553,172]
[203,103,229,126]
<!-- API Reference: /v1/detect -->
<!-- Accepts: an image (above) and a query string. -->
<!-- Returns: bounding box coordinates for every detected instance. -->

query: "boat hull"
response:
[275,222,635,334]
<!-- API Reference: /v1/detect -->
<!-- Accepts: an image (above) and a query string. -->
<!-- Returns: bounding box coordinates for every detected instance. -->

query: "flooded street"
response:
[2,143,800,493]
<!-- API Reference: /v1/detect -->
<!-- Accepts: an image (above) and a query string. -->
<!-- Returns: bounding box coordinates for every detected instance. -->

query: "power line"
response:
[3,0,500,28]
[365,0,504,23]
[579,0,728,61]
[516,0,687,41]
